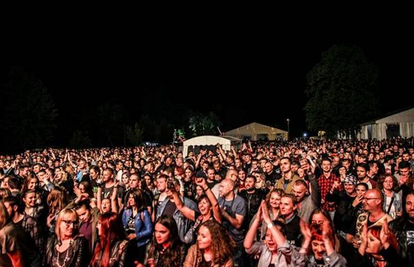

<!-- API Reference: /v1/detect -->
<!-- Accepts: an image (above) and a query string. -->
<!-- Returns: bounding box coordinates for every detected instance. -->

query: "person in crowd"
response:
[244,201,302,267]
[350,221,401,267]
[90,212,130,267]
[300,221,347,267]
[3,196,44,257]
[239,174,266,233]
[184,220,235,267]
[170,177,221,244]
[0,200,41,267]
[279,194,304,246]
[46,186,68,233]
[317,158,343,220]
[380,174,403,219]
[275,157,301,194]
[122,189,153,264]
[45,208,89,267]
[154,175,197,244]
[73,199,99,260]
[389,190,414,265]
[147,215,186,267]
[293,177,319,224]
[218,178,247,267]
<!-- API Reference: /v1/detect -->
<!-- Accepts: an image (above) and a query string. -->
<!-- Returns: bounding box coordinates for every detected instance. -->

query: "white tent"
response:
[183,135,231,157]
[224,122,288,141]
[336,107,414,140]
[356,107,414,139]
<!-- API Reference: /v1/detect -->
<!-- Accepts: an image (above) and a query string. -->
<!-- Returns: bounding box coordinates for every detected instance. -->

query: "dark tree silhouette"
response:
[0,66,58,152]
[304,45,380,138]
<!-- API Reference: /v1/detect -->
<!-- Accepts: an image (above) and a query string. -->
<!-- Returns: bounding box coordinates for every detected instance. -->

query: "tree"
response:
[0,66,58,152]
[126,122,144,146]
[188,111,221,137]
[69,130,92,148]
[304,45,380,138]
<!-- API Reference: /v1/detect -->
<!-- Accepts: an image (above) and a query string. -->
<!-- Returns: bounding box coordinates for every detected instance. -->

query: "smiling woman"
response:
[45,208,89,267]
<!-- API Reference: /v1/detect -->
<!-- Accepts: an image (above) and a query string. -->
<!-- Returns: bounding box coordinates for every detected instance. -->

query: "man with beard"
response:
[389,190,414,265]
[239,175,266,233]
[292,178,319,223]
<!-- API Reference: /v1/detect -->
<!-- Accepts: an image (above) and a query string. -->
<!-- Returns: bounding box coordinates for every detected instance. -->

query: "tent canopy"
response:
[224,122,288,141]
[183,135,231,157]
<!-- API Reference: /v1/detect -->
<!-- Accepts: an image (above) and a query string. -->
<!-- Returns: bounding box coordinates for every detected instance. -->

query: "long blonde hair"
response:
[55,208,78,240]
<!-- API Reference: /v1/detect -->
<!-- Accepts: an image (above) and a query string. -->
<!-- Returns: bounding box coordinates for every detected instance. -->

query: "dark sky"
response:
[2,19,414,142]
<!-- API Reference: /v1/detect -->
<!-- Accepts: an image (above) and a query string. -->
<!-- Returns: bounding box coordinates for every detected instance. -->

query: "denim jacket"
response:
[122,208,153,247]
[155,195,198,244]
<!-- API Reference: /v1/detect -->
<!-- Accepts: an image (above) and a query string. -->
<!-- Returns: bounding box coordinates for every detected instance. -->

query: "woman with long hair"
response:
[90,212,129,267]
[121,189,153,264]
[45,208,89,267]
[46,187,68,233]
[184,220,235,267]
[147,215,186,267]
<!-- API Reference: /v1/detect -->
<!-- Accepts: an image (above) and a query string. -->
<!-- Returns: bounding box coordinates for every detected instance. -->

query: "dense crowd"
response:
[0,137,413,267]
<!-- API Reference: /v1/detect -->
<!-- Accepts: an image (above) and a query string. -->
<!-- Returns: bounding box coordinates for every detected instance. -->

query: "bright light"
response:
[303,133,308,137]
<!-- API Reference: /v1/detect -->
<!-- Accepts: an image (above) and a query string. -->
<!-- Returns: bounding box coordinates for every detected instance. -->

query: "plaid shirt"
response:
[317,173,343,212]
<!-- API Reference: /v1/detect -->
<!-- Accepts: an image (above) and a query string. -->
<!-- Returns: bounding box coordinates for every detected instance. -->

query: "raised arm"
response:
[168,189,195,221]
[196,177,222,223]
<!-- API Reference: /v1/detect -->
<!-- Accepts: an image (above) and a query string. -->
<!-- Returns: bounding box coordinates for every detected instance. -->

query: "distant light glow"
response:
[303,133,308,137]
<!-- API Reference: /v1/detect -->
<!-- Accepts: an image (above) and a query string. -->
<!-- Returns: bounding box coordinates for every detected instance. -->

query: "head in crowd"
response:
[55,208,79,241]
[156,174,168,193]
[264,220,286,252]
[245,175,256,192]
[75,199,92,223]
[47,187,68,216]
[356,183,368,198]
[197,220,235,265]
[343,174,357,195]
[197,194,213,217]
[148,215,182,266]
[365,225,398,255]
[3,196,20,218]
[0,201,10,229]
[89,165,101,181]
[90,212,125,267]
[405,190,414,222]
[379,174,398,192]
[219,179,235,198]
[309,223,335,260]
[127,189,144,210]
[280,194,297,217]
[363,189,383,213]
[266,189,285,211]
[0,188,12,201]
[22,189,37,209]
[280,157,292,175]
[79,180,94,199]
[293,179,308,203]
[23,174,39,191]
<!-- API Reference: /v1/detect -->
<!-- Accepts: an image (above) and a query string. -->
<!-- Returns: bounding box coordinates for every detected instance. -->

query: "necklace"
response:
[54,242,72,267]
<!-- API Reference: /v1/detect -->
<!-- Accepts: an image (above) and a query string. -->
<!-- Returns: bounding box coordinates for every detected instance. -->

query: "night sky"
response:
[2,18,414,145]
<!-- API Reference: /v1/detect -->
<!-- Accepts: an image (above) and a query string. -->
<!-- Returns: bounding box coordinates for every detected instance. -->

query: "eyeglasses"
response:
[62,220,79,227]
[362,197,380,201]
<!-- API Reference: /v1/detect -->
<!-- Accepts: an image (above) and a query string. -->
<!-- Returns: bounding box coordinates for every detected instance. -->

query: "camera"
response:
[167,178,176,190]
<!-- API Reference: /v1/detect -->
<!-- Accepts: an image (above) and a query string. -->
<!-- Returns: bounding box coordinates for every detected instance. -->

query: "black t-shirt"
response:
[162,200,177,218]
